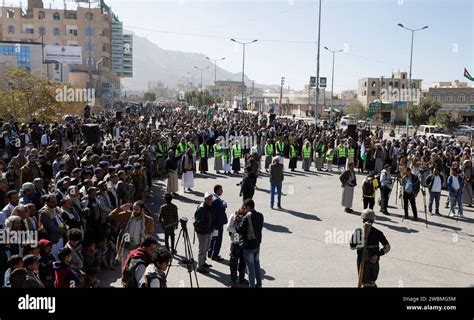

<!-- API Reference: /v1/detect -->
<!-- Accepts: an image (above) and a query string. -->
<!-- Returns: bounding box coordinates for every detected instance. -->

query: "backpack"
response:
[362,178,374,197]
[122,258,145,288]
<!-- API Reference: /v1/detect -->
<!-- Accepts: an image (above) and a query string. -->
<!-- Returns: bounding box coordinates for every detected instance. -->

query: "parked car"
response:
[340,116,356,126]
[417,125,451,139]
[455,125,472,136]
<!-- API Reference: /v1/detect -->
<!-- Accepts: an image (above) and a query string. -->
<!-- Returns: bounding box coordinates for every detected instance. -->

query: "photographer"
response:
[158,193,179,254]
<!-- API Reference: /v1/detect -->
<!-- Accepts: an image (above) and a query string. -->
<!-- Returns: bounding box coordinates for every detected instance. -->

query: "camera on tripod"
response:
[179,217,188,229]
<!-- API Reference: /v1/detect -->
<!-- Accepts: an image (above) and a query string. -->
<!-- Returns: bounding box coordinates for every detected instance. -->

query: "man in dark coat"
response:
[208,185,228,262]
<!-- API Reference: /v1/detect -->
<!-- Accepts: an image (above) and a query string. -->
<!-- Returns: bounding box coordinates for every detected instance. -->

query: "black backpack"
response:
[362,178,374,197]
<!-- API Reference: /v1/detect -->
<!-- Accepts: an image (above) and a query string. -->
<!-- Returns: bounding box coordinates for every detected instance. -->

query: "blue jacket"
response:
[447,175,464,193]
[212,195,228,228]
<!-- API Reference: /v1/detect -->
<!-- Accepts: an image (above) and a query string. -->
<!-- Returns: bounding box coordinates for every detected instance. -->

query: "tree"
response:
[408,98,441,127]
[0,67,74,122]
[144,91,156,102]
[346,101,366,120]
[433,112,460,134]
[184,90,215,107]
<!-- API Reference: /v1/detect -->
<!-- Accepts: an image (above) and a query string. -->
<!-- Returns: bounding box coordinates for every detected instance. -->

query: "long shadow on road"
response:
[264,222,292,233]
[277,208,321,221]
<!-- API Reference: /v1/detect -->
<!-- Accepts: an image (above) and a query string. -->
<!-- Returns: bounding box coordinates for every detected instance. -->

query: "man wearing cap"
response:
[379,164,393,215]
[269,156,284,209]
[350,209,391,288]
[19,182,35,205]
[194,192,214,273]
[55,178,70,204]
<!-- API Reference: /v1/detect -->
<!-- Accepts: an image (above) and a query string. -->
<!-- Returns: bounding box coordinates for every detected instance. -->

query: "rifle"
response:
[357,223,372,288]
[421,186,428,229]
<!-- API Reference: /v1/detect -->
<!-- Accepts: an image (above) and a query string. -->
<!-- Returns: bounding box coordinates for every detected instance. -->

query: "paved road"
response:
[100,158,474,288]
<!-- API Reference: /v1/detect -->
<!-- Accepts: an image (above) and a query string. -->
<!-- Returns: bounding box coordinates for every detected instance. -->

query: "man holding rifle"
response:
[350,209,391,288]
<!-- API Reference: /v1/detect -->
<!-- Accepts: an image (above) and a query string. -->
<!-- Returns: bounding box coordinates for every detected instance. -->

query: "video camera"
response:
[179,217,189,229]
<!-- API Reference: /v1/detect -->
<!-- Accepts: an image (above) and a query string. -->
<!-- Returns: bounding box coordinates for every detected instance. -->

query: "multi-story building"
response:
[357,72,423,108]
[432,80,469,89]
[0,0,132,105]
[426,84,474,123]
[207,80,246,103]
[122,33,133,78]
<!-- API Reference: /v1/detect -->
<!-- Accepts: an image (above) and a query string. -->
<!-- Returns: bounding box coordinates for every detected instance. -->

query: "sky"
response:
[5,0,474,91]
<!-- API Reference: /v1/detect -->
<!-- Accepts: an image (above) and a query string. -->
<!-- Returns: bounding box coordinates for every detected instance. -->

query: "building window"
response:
[53,27,61,36]
[7,9,15,19]
[371,91,376,96]
[402,74,406,79]
[53,12,61,21]
[364,81,367,87]
[38,26,46,35]
[458,95,466,103]
[471,95,474,103]
[389,81,393,87]
[85,12,93,20]
[363,91,367,96]
[394,82,399,88]
[445,95,453,103]
[67,29,78,36]
[85,27,93,37]
[402,84,405,89]
[433,95,441,101]
[7,25,15,34]
[38,11,45,19]
[24,26,34,34]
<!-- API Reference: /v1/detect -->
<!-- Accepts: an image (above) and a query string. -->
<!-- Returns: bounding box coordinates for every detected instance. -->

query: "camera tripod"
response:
[166,218,199,288]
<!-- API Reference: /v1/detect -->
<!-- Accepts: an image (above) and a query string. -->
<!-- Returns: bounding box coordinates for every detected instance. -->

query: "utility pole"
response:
[279,77,285,116]
[206,56,226,95]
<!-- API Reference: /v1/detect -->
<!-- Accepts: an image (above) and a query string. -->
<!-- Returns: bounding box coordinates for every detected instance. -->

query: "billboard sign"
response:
[44,45,82,64]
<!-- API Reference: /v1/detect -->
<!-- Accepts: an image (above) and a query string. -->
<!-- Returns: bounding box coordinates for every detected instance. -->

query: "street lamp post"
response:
[398,23,428,136]
[194,66,209,92]
[279,77,285,115]
[206,56,226,95]
[187,71,196,89]
[231,39,258,110]
[324,47,343,119]
[314,0,322,123]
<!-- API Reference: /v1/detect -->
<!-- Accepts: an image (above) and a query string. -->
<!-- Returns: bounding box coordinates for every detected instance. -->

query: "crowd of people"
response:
[0,103,471,288]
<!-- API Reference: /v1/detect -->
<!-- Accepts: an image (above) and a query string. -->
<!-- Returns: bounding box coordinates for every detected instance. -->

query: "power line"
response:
[125,25,317,44]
